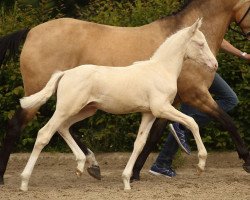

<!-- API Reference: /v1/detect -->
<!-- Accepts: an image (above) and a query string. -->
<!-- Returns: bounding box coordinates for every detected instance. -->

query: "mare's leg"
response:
[122,113,155,190]
[20,110,69,191]
[58,106,101,179]
[181,88,250,173]
[152,104,207,172]
[0,107,37,185]
[131,118,168,181]
[180,73,238,126]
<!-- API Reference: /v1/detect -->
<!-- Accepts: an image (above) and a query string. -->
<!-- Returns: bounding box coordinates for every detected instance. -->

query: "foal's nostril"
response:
[213,62,218,70]
[209,58,218,70]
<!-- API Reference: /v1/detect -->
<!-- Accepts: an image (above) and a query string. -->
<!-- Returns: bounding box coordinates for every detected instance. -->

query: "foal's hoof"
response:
[242,163,250,173]
[196,166,204,176]
[130,174,140,183]
[124,186,131,191]
[87,165,101,180]
[76,169,83,177]
[20,186,28,192]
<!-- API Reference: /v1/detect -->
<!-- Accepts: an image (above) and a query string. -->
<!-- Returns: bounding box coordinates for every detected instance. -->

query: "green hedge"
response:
[0,0,249,153]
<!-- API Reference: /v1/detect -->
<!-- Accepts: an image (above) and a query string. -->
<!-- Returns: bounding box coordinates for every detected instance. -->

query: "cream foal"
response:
[19,19,217,191]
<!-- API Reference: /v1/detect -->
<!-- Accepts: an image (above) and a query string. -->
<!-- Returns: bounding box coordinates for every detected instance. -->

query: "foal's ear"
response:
[189,18,203,35]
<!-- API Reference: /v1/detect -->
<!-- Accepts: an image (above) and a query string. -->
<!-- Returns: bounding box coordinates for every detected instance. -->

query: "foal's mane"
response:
[150,27,190,60]
[132,26,192,66]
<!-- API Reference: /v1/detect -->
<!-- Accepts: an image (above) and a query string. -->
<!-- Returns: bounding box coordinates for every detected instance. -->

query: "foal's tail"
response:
[20,71,65,109]
[0,29,30,67]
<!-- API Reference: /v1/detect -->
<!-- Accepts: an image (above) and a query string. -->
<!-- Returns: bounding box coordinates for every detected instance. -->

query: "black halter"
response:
[236,6,250,26]
[229,7,250,39]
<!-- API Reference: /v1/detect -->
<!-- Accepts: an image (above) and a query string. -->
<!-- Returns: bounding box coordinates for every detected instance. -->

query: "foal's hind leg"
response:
[20,111,68,191]
[58,106,101,179]
[0,107,99,185]
[0,107,38,185]
[59,127,87,177]
[122,112,155,190]
[152,104,207,173]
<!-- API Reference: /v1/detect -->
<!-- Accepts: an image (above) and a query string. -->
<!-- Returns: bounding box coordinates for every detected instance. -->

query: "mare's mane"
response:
[159,0,194,19]
[171,0,193,16]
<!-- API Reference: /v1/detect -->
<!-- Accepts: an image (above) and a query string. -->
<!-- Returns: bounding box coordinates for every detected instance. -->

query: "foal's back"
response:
[56,62,171,115]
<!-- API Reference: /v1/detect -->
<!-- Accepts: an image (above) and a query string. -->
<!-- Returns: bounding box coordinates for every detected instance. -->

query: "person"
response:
[149,39,250,177]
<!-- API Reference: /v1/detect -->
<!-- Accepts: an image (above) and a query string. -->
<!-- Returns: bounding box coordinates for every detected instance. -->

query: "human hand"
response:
[242,52,250,62]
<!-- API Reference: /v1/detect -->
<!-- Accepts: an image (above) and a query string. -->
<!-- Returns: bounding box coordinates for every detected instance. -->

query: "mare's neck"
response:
[150,30,189,76]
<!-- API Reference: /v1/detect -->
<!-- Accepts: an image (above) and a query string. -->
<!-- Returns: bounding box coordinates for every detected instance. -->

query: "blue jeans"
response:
[154,73,238,167]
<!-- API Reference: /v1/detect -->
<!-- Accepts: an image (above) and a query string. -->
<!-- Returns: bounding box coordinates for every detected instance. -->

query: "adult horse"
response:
[0,0,249,185]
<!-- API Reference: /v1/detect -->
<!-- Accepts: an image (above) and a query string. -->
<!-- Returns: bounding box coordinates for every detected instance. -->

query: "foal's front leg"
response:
[152,103,207,173]
[122,112,155,190]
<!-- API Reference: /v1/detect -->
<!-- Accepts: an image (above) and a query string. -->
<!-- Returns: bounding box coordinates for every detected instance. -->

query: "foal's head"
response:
[185,18,218,71]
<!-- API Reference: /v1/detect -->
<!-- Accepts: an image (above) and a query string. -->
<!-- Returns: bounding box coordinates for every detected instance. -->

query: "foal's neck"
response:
[150,29,189,76]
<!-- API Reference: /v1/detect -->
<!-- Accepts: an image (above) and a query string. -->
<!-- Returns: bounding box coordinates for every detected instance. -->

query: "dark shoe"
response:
[149,164,176,178]
[169,123,191,155]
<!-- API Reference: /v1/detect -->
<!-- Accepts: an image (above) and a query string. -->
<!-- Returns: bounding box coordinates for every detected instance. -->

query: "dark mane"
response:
[158,0,194,20]
[171,0,193,15]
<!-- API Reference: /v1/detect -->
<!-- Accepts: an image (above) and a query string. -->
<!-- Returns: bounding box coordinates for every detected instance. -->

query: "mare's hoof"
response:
[130,174,140,183]
[0,178,3,185]
[242,163,250,173]
[87,165,101,180]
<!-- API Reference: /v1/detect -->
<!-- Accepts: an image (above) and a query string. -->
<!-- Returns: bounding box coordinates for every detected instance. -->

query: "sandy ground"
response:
[0,151,249,200]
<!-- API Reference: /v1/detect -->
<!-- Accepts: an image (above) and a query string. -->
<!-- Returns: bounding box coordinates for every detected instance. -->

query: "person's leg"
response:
[149,133,178,177]
[154,134,179,168]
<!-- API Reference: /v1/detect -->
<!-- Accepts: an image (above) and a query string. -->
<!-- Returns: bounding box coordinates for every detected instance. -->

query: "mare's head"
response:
[233,0,250,39]
[185,18,218,71]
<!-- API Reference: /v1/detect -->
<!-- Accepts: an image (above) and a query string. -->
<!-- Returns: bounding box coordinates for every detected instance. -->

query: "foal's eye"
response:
[198,42,205,47]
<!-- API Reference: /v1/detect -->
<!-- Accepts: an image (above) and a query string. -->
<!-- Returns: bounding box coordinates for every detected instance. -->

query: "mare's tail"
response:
[0,29,30,66]
[20,71,65,109]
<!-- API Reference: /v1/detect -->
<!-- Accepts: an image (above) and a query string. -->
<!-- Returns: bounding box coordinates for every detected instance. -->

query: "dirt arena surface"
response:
[0,151,249,200]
